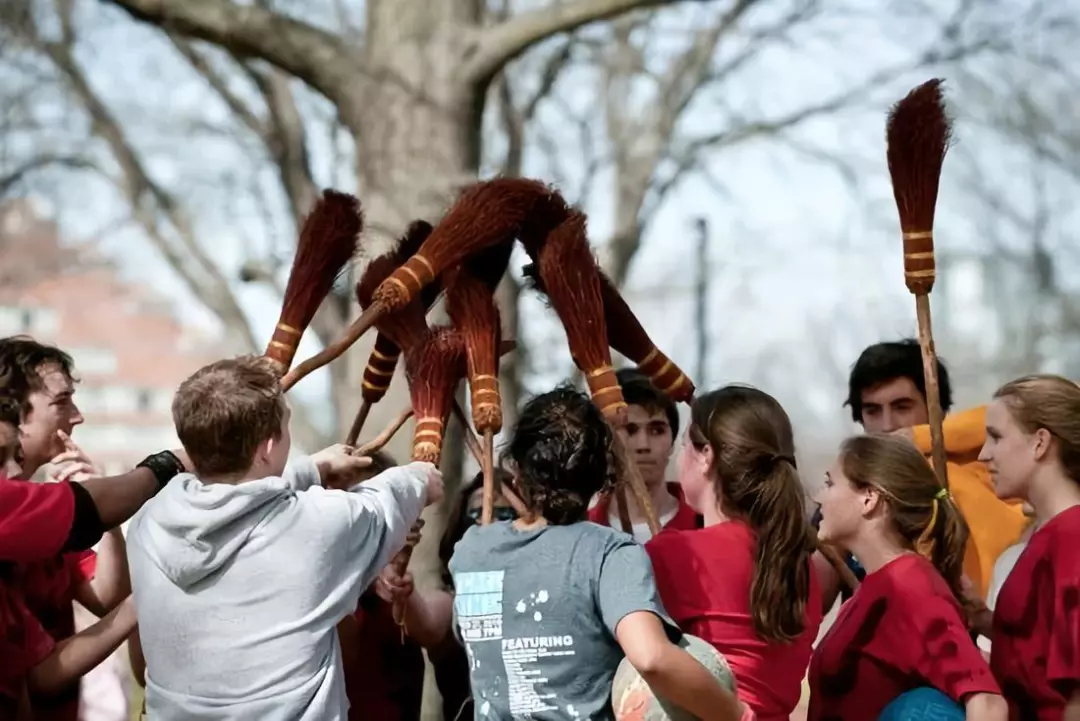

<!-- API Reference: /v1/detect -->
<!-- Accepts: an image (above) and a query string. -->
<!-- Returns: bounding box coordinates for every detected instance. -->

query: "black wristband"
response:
[137,450,186,492]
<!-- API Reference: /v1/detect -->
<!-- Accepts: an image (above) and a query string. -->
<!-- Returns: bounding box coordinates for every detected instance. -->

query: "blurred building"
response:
[0,198,218,473]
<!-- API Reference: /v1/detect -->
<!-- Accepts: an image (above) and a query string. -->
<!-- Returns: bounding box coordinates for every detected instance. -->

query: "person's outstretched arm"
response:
[616,612,747,721]
[26,596,138,697]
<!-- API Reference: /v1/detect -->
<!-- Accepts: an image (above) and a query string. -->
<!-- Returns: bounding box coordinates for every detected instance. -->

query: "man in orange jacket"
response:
[841,339,1027,598]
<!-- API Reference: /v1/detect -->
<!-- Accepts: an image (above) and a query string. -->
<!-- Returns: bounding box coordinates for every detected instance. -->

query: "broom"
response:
[345,221,439,445]
[266,190,362,374]
[523,263,695,404]
[281,179,566,390]
[389,327,467,632]
[886,78,953,487]
[446,267,505,525]
[533,211,659,535]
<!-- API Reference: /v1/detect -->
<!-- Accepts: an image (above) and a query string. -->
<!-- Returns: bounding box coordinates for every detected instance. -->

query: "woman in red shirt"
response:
[646,385,823,721]
[976,375,1080,721]
[809,434,1007,721]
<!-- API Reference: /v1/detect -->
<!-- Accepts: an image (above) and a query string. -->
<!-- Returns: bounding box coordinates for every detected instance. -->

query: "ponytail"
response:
[742,454,815,643]
[920,488,971,610]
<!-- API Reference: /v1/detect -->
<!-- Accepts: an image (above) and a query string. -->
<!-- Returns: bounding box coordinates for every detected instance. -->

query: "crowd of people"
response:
[0,332,1077,721]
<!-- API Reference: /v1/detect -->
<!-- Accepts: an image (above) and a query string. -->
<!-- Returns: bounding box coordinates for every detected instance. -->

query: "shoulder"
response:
[879,555,962,612]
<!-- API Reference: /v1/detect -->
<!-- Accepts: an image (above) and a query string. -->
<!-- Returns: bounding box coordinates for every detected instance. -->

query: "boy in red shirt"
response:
[0,338,131,720]
[588,369,699,541]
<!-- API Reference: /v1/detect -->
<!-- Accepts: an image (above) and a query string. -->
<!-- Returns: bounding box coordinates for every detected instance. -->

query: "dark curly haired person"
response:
[447,385,748,721]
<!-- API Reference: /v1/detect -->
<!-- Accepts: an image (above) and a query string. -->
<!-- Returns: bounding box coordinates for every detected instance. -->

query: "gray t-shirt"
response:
[449,520,677,720]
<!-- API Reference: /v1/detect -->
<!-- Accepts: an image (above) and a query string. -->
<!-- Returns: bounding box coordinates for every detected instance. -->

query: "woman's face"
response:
[676,430,713,514]
[979,398,1043,502]
[815,457,871,547]
[466,487,516,524]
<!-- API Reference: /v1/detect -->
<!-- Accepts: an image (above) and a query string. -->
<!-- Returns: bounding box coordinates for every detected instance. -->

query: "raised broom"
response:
[445,248,512,525]
[886,78,953,487]
[346,221,438,445]
[531,210,659,535]
[265,190,362,375]
[523,264,696,404]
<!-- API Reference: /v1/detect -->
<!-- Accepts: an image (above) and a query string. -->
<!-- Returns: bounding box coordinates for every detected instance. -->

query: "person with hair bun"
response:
[448,385,748,721]
[808,435,1006,721]
[645,385,823,721]
[978,374,1080,720]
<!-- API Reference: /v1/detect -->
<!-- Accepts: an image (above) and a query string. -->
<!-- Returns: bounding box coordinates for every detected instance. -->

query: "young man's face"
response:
[624,404,674,488]
[858,376,928,434]
[19,362,83,477]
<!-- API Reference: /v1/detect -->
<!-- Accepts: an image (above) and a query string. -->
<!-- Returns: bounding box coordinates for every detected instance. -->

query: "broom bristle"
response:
[405,328,466,464]
[887,79,953,296]
[536,212,626,425]
[886,78,952,233]
[446,270,503,434]
[373,178,554,312]
[267,190,362,371]
[356,221,433,308]
[525,263,693,404]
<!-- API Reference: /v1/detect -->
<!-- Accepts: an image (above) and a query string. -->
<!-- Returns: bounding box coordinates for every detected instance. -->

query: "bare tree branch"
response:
[100,0,354,104]
[465,0,712,85]
[167,35,266,137]
[0,154,96,198]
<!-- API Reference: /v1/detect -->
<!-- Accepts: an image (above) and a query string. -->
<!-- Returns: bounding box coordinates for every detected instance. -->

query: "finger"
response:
[49,450,83,466]
[56,430,84,455]
[55,463,93,484]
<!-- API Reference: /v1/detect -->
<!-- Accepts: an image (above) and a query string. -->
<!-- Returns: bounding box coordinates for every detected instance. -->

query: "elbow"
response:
[965,692,1008,720]
[624,640,667,677]
[26,666,69,698]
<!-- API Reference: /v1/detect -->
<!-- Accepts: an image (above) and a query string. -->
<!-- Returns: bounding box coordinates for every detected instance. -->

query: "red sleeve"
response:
[1047,553,1080,696]
[66,549,98,585]
[644,536,685,623]
[906,595,1001,701]
[0,477,75,562]
[586,493,611,526]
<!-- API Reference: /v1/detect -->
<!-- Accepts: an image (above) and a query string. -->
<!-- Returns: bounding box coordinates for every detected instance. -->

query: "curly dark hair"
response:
[503,384,615,525]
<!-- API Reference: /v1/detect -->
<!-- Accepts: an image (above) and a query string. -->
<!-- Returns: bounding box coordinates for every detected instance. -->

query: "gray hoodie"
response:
[126,457,430,720]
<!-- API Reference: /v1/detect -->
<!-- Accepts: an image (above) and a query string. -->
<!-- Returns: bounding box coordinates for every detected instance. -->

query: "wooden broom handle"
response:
[915,293,949,487]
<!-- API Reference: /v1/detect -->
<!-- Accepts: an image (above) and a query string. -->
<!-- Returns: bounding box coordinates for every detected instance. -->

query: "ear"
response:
[1032,427,1054,462]
[256,436,275,465]
[860,486,884,518]
[697,442,716,476]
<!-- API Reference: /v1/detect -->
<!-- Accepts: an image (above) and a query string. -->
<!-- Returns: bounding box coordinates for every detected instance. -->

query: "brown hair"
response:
[839,434,970,607]
[0,336,77,415]
[994,374,1080,482]
[689,385,812,643]
[172,355,286,477]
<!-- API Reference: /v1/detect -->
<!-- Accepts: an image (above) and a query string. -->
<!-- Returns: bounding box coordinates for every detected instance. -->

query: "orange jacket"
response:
[912,405,1028,598]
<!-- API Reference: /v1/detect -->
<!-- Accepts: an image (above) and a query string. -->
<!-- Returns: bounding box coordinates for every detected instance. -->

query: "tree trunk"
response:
[334,7,485,718]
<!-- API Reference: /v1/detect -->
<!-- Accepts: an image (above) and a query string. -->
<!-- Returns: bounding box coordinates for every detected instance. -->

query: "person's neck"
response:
[18,458,42,480]
[845,528,910,575]
[697,486,729,527]
[1027,468,1080,527]
[201,466,264,486]
[622,480,677,523]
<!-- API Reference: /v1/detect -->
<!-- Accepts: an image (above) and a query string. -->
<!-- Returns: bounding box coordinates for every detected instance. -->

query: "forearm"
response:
[640,646,744,721]
[85,528,131,615]
[403,589,454,648]
[27,597,137,696]
[77,469,158,534]
[964,692,1008,720]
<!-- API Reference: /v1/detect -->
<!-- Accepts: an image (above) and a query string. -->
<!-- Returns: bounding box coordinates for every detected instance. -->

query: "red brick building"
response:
[0,198,218,473]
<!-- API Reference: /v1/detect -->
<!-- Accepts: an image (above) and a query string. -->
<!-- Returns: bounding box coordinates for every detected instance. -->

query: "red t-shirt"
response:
[10,551,96,721]
[342,593,425,721]
[0,477,74,563]
[588,483,701,533]
[646,521,821,721]
[0,582,55,721]
[991,504,1080,721]
[808,554,1000,721]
